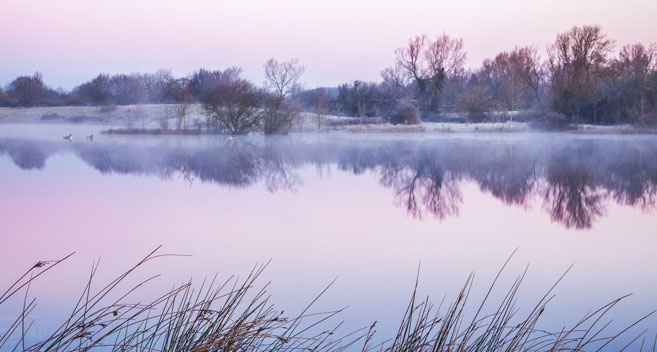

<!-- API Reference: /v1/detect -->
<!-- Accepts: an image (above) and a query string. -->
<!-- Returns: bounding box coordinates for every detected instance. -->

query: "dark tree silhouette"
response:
[201,78,264,134]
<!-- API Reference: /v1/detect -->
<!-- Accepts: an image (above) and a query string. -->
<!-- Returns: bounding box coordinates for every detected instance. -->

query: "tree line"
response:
[1,24,656,129]
[331,25,657,126]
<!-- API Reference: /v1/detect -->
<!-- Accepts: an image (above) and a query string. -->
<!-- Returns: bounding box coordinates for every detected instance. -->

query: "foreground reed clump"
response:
[1,247,655,352]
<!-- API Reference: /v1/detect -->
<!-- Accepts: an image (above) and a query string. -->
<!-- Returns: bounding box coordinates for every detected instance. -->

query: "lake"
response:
[1,124,656,350]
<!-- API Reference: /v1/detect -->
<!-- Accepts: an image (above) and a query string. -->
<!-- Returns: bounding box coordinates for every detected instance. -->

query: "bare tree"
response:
[175,78,193,130]
[380,66,409,93]
[394,33,466,112]
[614,43,657,121]
[314,88,329,131]
[201,78,264,135]
[124,109,135,129]
[136,106,147,129]
[190,67,242,99]
[457,74,493,122]
[425,34,467,79]
[515,47,546,114]
[479,47,545,121]
[73,74,112,105]
[548,25,614,122]
[145,68,180,103]
[158,108,171,130]
[337,80,377,120]
[395,34,428,91]
[262,58,305,134]
[264,58,305,98]
[481,53,522,120]
[357,100,367,124]
[263,94,301,134]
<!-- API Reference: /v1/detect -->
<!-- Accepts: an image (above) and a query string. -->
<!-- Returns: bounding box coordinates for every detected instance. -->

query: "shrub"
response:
[263,95,301,134]
[98,105,118,114]
[40,113,63,121]
[637,111,657,127]
[457,84,493,122]
[390,103,421,125]
[530,112,573,131]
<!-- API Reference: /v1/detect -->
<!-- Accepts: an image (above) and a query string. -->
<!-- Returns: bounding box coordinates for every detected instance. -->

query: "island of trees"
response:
[1,24,656,134]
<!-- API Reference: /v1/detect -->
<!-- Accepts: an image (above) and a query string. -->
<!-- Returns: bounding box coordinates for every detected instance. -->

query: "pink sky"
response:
[1,0,656,90]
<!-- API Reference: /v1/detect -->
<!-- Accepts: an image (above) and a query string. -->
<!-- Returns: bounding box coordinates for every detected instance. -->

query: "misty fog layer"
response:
[2,133,655,230]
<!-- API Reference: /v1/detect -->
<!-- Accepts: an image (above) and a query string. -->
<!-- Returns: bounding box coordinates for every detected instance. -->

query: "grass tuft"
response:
[1,247,654,352]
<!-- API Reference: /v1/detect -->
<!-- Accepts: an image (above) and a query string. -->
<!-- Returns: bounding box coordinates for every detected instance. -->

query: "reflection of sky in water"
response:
[0,125,656,349]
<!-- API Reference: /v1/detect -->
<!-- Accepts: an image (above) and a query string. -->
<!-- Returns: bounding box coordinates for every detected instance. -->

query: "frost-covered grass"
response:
[2,105,657,134]
[0,104,207,129]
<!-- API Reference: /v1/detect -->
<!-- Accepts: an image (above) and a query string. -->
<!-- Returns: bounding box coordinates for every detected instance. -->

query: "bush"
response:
[41,113,63,121]
[637,111,657,127]
[530,112,573,131]
[457,84,493,122]
[263,95,300,134]
[98,105,118,114]
[390,103,421,125]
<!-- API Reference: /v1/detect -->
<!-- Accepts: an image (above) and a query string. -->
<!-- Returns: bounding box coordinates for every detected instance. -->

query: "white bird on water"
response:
[86,134,94,141]
[225,135,234,141]
[63,134,72,141]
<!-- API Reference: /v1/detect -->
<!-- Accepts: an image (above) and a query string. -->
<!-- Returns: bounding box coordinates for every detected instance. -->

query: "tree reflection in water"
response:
[543,154,606,229]
[1,135,656,230]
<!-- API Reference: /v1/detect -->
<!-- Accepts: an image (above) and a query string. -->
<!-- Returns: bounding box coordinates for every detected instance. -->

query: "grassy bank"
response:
[2,105,657,135]
[1,248,654,351]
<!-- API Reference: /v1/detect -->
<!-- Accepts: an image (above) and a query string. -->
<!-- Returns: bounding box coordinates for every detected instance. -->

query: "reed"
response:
[1,247,654,352]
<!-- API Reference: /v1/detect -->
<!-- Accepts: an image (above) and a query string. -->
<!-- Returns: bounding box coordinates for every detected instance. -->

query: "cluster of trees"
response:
[547,26,657,124]
[0,72,69,107]
[0,70,191,107]
[306,25,656,125]
[0,60,305,135]
[71,70,184,105]
[2,24,656,127]
[199,59,304,134]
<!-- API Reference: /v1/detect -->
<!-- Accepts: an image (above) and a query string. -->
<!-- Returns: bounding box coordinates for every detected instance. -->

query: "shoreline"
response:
[2,105,657,135]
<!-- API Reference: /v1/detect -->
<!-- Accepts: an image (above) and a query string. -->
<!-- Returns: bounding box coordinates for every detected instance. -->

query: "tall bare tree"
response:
[479,47,545,121]
[264,58,305,99]
[395,35,428,92]
[314,88,329,131]
[515,47,546,115]
[548,25,614,122]
[393,33,466,112]
[380,66,409,93]
[425,34,467,79]
[614,43,657,121]
[263,58,305,134]
[175,77,193,130]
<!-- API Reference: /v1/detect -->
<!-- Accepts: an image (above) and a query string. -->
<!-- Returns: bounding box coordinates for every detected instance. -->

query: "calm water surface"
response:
[1,124,656,349]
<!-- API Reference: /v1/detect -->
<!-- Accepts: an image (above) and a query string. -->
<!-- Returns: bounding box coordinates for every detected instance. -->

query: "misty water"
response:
[1,124,656,349]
